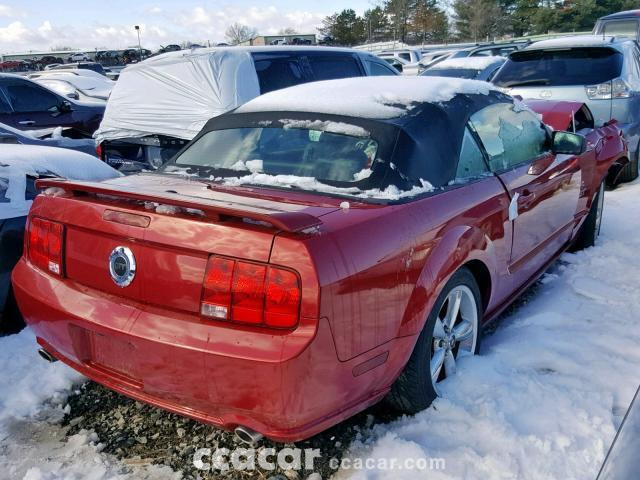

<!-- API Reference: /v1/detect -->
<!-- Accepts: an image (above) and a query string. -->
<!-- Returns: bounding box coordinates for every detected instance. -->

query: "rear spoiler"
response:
[35,178,323,233]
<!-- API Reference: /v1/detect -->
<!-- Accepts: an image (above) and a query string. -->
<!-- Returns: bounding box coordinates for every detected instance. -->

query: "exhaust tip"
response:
[234,426,263,445]
[37,348,58,363]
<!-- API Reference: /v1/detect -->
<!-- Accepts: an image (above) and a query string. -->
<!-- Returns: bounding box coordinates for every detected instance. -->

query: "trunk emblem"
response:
[109,246,136,287]
[539,90,552,99]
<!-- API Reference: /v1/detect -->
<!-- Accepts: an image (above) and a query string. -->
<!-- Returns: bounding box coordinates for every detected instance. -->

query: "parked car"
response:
[37,56,63,68]
[448,41,530,59]
[68,52,90,62]
[593,9,640,40]
[492,35,640,182]
[96,46,399,172]
[13,76,620,442]
[0,74,105,135]
[0,121,97,156]
[378,48,423,64]
[421,55,506,81]
[29,70,114,101]
[49,62,106,75]
[597,385,640,480]
[0,144,119,333]
[378,53,420,75]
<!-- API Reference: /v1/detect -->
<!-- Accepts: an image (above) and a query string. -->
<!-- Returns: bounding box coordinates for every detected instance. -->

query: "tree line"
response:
[319,0,640,46]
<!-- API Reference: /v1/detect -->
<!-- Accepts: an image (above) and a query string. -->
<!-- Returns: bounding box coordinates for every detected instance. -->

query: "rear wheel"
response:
[572,181,604,251]
[386,268,482,414]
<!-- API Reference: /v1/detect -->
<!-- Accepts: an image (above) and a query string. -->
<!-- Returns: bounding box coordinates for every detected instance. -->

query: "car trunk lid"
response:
[33,174,338,314]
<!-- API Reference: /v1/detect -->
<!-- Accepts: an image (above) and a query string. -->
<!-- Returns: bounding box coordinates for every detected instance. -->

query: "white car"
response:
[0,144,120,332]
[68,52,90,62]
[28,70,114,101]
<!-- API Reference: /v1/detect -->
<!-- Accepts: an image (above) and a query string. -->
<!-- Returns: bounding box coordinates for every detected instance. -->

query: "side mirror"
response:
[552,131,586,155]
[58,100,72,113]
[66,92,80,100]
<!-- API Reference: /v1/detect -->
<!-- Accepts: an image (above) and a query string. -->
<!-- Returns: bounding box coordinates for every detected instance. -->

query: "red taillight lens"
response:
[200,257,301,329]
[96,142,103,159]
[265,268,301,328]
[27,217,64,275]
[201,257,234,320]
[231,262,266,324]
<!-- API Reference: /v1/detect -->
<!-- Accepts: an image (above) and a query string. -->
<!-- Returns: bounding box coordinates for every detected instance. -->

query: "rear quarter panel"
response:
[310,177,511,361]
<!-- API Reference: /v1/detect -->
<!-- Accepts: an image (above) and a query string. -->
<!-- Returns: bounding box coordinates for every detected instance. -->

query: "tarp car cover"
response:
[94,48,261,143]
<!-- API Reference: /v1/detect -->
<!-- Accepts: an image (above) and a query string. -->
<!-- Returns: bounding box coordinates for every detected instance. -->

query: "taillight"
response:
[201,257,301,329]
[96,142,103,160]
[27,217,64,276]
[586,78,630,100]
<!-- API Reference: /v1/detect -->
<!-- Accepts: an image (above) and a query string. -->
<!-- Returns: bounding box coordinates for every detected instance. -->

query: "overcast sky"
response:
[0,0,374,53]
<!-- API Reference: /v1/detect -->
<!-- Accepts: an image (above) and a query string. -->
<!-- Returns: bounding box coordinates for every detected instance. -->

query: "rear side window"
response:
[602,20,639,38]
[456,128,489,180]
[307,54,362,81]
[470,103,548,172]
[364,60,397,76]
[493,48,624,87]
[253,56,306,94]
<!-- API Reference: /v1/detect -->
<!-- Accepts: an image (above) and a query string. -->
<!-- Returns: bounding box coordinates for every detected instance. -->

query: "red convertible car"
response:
[12,77,627,443]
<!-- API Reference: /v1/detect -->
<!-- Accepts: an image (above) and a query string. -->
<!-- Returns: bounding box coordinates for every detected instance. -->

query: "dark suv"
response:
[0,74,104,136]
[97,47,398,172]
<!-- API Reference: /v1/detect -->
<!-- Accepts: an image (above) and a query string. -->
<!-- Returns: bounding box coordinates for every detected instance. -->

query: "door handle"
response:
[519,189,536,209]
[18,120,36,126]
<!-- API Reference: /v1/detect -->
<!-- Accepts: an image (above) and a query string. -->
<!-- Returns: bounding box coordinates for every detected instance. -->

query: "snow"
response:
[527,35,619,50]
[0,144,120,220]
[218,173,434,200]
[31,71,114,100]
[237,77,497,119]
[430,56,505,71]
[338,179,640,480]
[281,119,370,138]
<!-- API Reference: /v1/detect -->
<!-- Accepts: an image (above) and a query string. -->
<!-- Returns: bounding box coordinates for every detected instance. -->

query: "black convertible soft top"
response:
[165,89,513,201]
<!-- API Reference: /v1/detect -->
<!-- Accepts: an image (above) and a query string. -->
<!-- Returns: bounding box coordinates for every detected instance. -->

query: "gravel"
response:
[62,382,401,480]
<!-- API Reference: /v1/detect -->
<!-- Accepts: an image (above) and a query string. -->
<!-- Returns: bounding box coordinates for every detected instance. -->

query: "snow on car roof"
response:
[236,76,496,119]
[0,144,120,220]
[526,35,622,50]
[429,55,505,70]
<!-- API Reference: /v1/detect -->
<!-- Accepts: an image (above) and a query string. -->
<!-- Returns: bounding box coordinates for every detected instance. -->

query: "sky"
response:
[0,0,375,53]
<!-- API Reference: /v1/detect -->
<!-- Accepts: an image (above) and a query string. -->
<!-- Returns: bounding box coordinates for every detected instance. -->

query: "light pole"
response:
[135,25,142,62]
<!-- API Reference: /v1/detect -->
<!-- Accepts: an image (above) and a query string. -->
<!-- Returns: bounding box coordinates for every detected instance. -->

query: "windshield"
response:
[421,68,480,79]
[493,48,623,87]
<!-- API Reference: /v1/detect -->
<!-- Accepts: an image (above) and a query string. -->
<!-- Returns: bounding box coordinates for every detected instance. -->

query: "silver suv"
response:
[492,35,640,182]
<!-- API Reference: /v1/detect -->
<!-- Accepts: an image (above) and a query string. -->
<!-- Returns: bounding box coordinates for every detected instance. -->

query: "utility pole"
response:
[135,25,142,62]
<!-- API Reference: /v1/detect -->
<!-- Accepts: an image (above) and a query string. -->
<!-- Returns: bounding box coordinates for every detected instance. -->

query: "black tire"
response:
[385,267,483,414]
[619,153,639,183]
[572,181,605,251]
[0,286,25,335]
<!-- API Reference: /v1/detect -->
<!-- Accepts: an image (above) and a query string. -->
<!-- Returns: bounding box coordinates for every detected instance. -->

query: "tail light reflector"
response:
[27,217,64,276]
[96,142,103,160]
[201,257,301,329]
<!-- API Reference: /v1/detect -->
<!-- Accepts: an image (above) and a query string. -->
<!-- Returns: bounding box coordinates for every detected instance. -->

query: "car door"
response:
[470,102,582,274]
[1,78,70,130]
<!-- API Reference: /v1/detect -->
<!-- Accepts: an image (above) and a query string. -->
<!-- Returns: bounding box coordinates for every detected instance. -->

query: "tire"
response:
[385,267,483,414]
[572,181,605,251]
[619,153,639,183]
[0,286,25,335]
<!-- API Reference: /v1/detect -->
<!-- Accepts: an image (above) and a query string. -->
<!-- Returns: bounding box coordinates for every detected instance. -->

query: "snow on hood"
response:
[0,144,120,220]
[237,76,497,119]
[94,49,261,143]
[432,55,505,70]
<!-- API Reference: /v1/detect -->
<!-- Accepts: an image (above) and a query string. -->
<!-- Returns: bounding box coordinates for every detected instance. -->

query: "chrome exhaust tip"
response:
[37,348,58,363]
[234,426,263,445]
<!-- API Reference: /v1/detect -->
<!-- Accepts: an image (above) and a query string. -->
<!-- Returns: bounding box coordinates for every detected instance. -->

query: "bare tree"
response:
[278,27,298,35]
[225,23,258,45]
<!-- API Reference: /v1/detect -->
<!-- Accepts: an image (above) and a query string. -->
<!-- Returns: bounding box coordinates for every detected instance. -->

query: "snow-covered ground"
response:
[338,179,640,479]
[0,179,639,480]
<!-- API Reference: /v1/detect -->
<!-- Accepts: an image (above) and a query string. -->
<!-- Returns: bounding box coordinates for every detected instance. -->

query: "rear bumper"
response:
[12,259,409,441]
